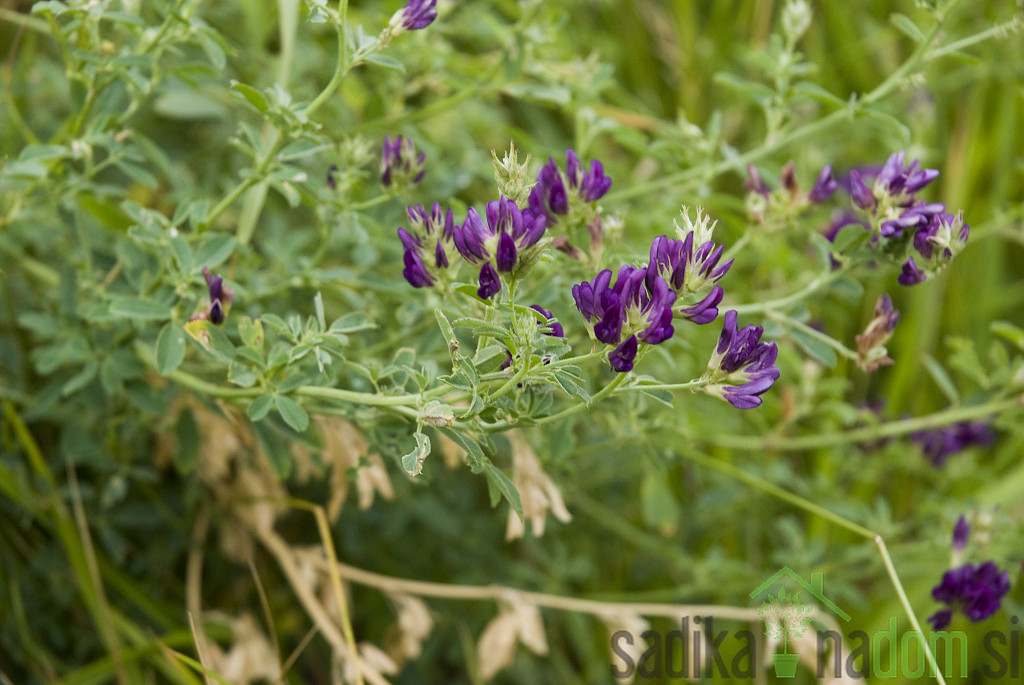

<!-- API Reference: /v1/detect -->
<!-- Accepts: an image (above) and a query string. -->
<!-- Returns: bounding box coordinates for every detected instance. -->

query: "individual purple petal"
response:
[680,286,723,324]
[745,164,771,196]
[849,170,876,210]
[208,299,225,325]
[953,515,971,552]
[402,249,434,288]
[928,608,954,631]
[897,257,927,286]
[477,263,501,299]
[808,164,838,202]
[608,335,638,373]
[496,231,518,272]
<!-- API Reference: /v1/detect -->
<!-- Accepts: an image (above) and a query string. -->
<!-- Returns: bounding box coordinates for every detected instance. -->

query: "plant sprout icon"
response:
[757,588,814,678]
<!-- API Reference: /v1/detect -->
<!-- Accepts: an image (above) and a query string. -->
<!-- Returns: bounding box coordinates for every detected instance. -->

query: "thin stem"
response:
[730,267,848,316]
[623,378,710,393]
[766,310,859,362]
[677,449,876,539]
[698,396,1021,451]
[304,0,349,119]
[875,537,948,685]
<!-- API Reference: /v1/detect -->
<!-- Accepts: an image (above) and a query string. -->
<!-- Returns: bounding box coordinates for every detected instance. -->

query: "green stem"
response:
[875,537,948,685]
[303,0,349,119]
[700,396,1021,451]
[766,310,859,362]
[730,267,848,316]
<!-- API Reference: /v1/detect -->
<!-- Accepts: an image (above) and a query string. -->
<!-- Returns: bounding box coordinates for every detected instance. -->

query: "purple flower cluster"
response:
[911,420,994,467]
[572,265,675,372]
[397,203,454,288]
[816,151,970,286]
[529,149,611,224]
[703,310,781,409]
[849,152,943,237]
[202,267,234,325]
[928,561,1010,631]
[381,135,426,187]
[453,196,547,299]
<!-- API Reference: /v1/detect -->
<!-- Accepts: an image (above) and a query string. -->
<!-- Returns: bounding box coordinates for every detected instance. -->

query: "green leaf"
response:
[194,234,236,269]
[791,81,846,107]
[638,387,674,407]
[62,359,98,396]
[552,371,591,401]
[154,89,228,120]
[922,355,960,405]
[452,316,508,339]
[401,432,431,476]
[991,320,1024,351]
[947,337,991,389]
[314,292,326,331]
[437,427,486,468]
[641,471,678,536]
[363,53,406,72]
[247,395,273,421]
[155,322,187,375]
[184,320,236,361]
[789,328,838,368]
[274,395,309,432]
[231,81,269,112]
[169,235,193,274]
[251,420,292,478]
[329,312,376,333]
[228,363,258,388]
[483,460,523,517]
[109,296,173,321]
[173,409,200,474]
[890,13,925,43]
[238,316,265,351]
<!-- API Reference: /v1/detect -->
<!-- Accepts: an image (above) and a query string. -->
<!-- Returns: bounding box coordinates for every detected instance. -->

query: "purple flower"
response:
[702,310,780,409]
[381,135,426,187]
[390,0,437,32]
[608,335,639,373]
[897,257,927,286]
[327,164,339,190]
[855,294,900,372]
[397,203,454,288]
[477,263,501,299]
[849,170,876,210]
[911,420,994,467]
[528,149,611,223]
[912,211,970,260]
[572,266,676,372]
[566,149,612,202]
[808,164,838,202]
[202,267,234,325]
[530,305,564,338]
[452,197,547,298]
[928,561,1010,630]
[744,164,772,196]
[953,515,971,552]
